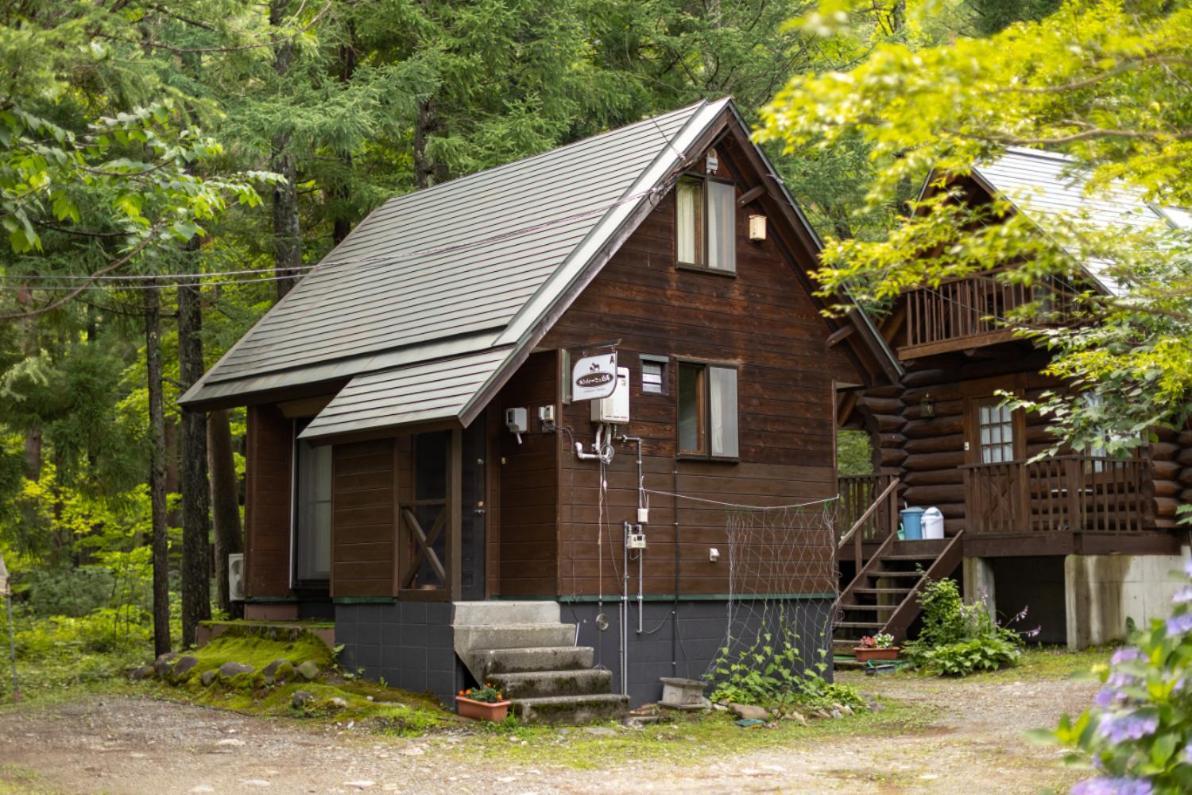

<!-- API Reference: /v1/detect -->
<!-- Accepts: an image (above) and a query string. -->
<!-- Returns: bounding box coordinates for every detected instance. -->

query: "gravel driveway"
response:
[0,669,1096,794]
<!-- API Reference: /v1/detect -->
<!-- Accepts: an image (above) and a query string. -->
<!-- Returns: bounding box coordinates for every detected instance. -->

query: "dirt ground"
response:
[0,670,1096,794]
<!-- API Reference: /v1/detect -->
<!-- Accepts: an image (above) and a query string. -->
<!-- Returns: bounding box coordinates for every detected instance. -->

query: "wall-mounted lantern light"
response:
[920,393,935,419]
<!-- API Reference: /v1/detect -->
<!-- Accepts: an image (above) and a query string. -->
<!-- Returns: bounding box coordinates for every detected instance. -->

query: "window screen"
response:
[706,181,736,273]
[978,403,1015,464]
[709,366,738,457]
[294,439,332,583]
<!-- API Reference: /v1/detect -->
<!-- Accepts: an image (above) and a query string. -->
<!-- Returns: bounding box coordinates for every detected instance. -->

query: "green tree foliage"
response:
[759,0,1192,455]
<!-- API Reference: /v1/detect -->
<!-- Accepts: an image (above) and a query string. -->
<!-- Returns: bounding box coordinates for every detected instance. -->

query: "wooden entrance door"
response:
[460,420,486,601]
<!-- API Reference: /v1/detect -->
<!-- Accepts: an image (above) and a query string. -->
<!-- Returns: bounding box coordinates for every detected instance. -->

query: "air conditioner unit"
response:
[228,553,245,602]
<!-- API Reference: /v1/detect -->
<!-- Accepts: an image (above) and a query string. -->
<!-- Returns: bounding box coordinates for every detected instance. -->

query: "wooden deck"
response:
[836,455,1170,561]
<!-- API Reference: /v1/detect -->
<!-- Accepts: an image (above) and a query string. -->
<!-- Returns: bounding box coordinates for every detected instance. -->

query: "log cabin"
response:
[179,98,894,716]
[836,148,1192,651]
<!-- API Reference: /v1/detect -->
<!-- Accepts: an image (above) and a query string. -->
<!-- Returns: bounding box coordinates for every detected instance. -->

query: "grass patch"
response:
[457,697,940,771]
[961,645,1111,683]
[0,764,56,795]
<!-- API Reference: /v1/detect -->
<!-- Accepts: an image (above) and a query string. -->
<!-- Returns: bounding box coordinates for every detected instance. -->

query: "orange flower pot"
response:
[854,646,900,663]
[456,695,512,721]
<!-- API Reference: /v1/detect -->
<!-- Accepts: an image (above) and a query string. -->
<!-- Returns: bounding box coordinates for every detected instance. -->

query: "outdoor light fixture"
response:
[705,148,719,174]
[748,214,767,242]
[920,393,936,418]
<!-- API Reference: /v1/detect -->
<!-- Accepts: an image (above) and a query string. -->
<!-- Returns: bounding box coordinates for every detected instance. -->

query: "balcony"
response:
[899,274,1076,360]
[962,455,1152,536]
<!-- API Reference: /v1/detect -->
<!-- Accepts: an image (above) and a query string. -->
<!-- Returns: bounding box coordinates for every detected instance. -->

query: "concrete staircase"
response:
[453,601,627,724]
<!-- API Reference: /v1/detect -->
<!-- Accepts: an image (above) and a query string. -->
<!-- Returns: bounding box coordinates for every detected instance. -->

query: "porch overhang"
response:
[297,346,515,441]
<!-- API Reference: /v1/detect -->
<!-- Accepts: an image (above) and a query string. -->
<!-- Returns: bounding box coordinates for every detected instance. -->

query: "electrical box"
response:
[591,367,630,424]
[537,405,556,432]
[626,525,647,549]
[505,407,528,434]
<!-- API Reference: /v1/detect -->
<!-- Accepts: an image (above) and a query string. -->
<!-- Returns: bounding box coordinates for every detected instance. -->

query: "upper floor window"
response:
[678,362,739,459]
[977,401,1014,464]
[676,176,736,274]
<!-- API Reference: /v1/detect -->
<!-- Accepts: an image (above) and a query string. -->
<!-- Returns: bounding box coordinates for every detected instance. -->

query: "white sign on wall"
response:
[571,352,618,402]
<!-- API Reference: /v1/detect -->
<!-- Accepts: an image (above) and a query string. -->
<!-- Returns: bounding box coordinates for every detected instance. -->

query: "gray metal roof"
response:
[299,347,513,440]
[180,99,735,433]
[972,148,1181,295]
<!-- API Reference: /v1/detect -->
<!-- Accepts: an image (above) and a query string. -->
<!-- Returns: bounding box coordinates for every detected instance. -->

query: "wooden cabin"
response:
[180,99,892,714]
[837,148,1192,650]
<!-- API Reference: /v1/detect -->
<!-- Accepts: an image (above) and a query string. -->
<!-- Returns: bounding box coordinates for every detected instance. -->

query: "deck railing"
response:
[903,274,1077,356]
[962,455,1150,535]
[836,474,899,544]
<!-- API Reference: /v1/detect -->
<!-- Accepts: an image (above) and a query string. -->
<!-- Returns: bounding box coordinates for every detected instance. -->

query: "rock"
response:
[837,704,854,716]
[170,655,199,681]
[261,659,294,684]
[326,696,349,710]
[729,703,770,721]
[782,710,808,725]
[218,661,254,679]
[153,652,178,677]
[200,670,218,687]
[129,665,154,681]
[296,660,320,681]
[291,690,316,709]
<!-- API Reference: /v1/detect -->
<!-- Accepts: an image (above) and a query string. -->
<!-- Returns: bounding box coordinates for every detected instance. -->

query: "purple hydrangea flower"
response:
[1185,743,1192,765]
[1111,647,1145,666]
[1094,686,1128,708]
[1071,777,1154,795]
[1173,585,1192,605]
[1106,671,1138,688]
[1185,558,1192,578]
[1097,712,1158,744]
[1165,613,1192,637]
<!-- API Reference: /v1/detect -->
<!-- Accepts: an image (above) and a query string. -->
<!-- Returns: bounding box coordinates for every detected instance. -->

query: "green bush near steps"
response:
[902,578,1022,677]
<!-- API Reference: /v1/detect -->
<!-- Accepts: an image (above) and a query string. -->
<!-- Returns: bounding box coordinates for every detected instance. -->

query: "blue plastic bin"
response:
[900,507,925,541]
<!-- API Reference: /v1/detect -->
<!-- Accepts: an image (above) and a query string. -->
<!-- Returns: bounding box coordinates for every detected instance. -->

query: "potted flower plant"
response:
[854,632,899,662]
[455,683,512,721]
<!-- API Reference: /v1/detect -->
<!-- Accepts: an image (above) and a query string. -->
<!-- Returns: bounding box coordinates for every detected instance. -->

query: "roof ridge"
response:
[377,101,708,207]
[1001,146,1077,163]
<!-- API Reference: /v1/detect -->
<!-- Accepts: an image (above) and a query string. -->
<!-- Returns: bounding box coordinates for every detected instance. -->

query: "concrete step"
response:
[474,646,595,676]
[453,601,560,626]
[454,623,576,652]
[511,693,629,725]
[490,668,613,699]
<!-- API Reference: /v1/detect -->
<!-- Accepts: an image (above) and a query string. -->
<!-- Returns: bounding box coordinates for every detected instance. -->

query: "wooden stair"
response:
[832,532,965,659]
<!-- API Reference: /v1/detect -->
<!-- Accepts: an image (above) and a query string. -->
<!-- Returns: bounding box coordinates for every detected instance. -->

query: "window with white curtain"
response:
[678,362,739,459]
[294,437,332,584]
[977,402,1015,464]
[676,175,735,273]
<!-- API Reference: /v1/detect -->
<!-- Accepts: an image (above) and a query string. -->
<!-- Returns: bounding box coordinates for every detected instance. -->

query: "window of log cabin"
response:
[678,362,739,459]
[676,176,735,274]
[293,431,332,586]
[976,401,1015,464]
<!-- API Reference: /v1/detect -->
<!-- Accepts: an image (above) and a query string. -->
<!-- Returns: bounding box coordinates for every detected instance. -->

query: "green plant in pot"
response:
[854,632,899,662]
[456,683,512,721]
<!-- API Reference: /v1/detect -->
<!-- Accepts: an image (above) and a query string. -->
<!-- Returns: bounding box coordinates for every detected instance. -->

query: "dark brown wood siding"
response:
[244,404,293,598]
[331,439,396,597]
[495,351,560,596]
[530,140,849,597]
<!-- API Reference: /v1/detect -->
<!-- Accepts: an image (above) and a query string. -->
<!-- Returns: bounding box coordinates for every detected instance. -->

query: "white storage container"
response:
[922,507,945,540]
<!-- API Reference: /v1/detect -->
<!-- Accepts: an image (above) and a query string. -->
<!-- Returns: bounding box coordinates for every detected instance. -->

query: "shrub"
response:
[903,578,1023,677]
[1055,561,1192,794]
[709,628,865,710]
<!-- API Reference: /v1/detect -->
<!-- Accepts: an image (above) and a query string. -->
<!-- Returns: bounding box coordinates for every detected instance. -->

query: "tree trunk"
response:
[413,98,439,190]
[208,408,242,617]
[145,283,171,657]
[271,0,301,299]
[178,280,211,647]
[332,27,357,245]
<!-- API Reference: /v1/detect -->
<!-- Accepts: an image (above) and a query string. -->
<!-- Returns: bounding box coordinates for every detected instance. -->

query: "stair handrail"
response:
[836,476,900,573]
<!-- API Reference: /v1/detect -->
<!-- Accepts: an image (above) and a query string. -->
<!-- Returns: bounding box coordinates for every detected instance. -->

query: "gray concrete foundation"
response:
[1064,549,1191,649]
